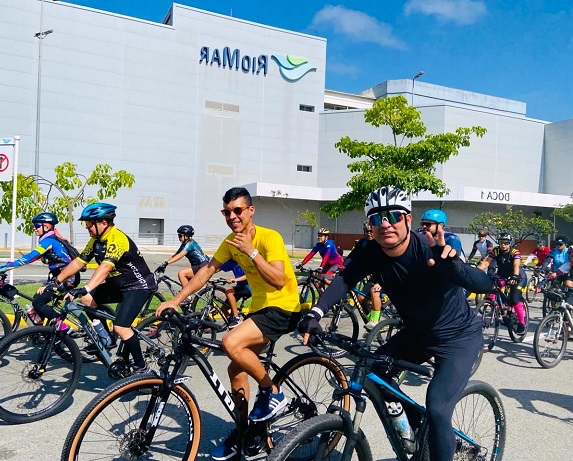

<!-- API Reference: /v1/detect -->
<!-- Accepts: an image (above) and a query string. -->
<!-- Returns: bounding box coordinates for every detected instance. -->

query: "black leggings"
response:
[374,327,482,461]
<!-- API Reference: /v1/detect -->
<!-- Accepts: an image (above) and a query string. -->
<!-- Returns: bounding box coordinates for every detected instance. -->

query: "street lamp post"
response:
[411,71,425,106]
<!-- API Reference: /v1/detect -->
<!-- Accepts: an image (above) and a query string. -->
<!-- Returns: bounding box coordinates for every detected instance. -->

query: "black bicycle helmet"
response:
[79,202,117,221]
[32,212,58,225]
[498,231,513,245]
[177,225,195,237]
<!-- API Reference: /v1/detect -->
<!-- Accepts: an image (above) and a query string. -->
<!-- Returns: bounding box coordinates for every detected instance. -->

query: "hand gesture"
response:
[297,309,323,345]
[225,232,254,257]
[425,227,456,267]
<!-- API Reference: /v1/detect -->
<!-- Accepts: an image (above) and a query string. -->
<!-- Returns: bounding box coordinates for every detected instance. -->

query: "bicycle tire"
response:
[478,299,499,351]
[507,300,529,343]
[308,301,359,358]
[525,276,537,303]
[268,353,350,451]
[0,326,82,423]
[364,317,402,350]
[267,413,372,461]
[0,297,23,332]
[533,313,568,368]
[451,380,506,461]
[0,308,10,340]
[61,375,201,461]
[298,281,317,308]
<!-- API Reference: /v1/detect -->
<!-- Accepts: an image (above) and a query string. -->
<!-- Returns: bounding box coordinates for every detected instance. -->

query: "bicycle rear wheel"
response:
[525,276,538,303]
[267,413,372,461]
[266,353,350,452]
[308,301,358,358]
[533,313,568,368]
[298,281,317,308]
[0,326,82,423]
[61,375,201,461]
[478,300,499,351]
[0,309,10,340]
[452,380,506,461]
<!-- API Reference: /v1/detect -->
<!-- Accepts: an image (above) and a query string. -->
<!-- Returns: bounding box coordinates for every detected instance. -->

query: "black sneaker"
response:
[211,429,239,461]
[515,323,526,335]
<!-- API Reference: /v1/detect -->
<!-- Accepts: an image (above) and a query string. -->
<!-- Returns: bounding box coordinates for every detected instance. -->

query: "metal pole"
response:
[9,137,21,286]
[411,71,424,106]
[34,0,45,181]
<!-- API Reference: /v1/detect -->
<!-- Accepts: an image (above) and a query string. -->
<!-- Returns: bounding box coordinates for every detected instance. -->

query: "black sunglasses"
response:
[220,206,250,218]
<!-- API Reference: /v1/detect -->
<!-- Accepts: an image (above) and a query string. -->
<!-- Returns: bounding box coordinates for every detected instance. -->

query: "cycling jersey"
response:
[316,232,492,341]
[78,226,157,292]
[220,259,251,293]
[2,231,73,275]
[213,225,299,313]
[488,247,523,279]
[532,247,550,265]
[301,239,344,269]
[174,240,209,266]
[468,238,494,260]
[545,247,569,271]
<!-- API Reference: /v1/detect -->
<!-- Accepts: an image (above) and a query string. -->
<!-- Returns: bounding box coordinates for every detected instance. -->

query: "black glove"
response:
[430,245,463,277]
[295,263,303,270]
[43,279,65,294]
[297,309,323,335]
[156,261,168,273]
[68,287,89,299]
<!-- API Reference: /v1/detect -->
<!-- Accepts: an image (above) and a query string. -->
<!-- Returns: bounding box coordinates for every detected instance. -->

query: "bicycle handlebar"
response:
[160,308,220,333]
[314,331,433,378]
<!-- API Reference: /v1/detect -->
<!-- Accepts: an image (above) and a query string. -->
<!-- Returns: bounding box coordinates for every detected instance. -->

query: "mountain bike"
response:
[297,267,328,307]
[365,318,483,385]
[524,266,545,303]
[0,308,9,340]
[60,309,350,460]
[269,331,506,461]
[533,289,573,368]
[478,277,530,351]
[0,299,178,424]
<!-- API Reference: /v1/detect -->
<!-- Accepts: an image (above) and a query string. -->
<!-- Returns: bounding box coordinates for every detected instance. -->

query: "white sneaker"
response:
[364,320,378,331]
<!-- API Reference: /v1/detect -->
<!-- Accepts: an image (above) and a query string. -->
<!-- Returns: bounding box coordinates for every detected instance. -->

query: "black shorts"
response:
[191,261,209,274]
[234,285,252,300]
[248,307,302,342]
[90,284,153,327]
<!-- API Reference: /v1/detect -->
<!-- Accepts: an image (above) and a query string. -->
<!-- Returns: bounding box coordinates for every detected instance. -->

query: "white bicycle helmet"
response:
[364,186,411,216]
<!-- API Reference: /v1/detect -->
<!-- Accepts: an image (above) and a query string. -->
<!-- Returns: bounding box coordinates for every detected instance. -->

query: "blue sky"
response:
[63,1,573,122]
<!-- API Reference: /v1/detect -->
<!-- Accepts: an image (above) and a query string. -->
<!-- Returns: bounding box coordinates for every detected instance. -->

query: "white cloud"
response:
[404,0,487,25]
[310,5,406,49]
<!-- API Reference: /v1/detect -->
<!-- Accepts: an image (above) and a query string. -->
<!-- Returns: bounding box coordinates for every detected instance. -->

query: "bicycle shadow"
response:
[195,412,236,459]
[499,388,573,424]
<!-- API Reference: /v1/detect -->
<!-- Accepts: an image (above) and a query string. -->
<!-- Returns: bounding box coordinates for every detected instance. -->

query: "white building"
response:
[1,0,572,251]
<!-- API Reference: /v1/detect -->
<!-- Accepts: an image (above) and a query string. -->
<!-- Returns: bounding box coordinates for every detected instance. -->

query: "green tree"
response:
[467,210,556,244]
[322,95,486,218]
[0,162,135,244]
[553,195,573,222]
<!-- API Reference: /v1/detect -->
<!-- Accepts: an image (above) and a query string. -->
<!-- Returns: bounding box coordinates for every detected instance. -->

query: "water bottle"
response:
[25,304,42,325]
[387,402,416,454]
[92,319,112,348]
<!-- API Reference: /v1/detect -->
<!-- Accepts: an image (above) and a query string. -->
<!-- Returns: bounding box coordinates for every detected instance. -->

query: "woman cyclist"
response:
[156,225,209,286]
[478,231,528,334]
[0,212,79,327]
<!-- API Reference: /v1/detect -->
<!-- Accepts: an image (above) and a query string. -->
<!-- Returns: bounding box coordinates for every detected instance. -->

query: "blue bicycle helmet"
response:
[32,212,59,225]
[79,202,117,221]
[420,209,447,226]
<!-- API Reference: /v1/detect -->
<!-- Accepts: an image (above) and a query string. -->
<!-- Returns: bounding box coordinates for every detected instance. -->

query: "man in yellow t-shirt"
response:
[157,186,300,461]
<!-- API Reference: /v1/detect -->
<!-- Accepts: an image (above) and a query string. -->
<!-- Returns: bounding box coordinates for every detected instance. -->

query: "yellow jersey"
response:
[213,225,300,313]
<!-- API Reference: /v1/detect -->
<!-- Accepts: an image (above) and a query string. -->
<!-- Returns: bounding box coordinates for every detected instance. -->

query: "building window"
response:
[297,165,312,172]
[299,104,315,112]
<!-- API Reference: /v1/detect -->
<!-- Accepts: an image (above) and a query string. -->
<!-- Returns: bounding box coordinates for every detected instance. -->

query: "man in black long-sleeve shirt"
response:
[298,185,493,461]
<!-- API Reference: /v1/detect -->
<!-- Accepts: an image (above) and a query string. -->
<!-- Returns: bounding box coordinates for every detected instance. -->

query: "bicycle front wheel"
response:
[61,375,202,461]
[478,300,499,351]
[452,380,506,461]
[269,353,350,450]
[308,302,359,358]
[533,313,568,368]
[268,413,372,461]
[0,326,82,423]
[0,309,10,340]
[0,297,22,332]
[525,276,537,303]
[298,281,317,308]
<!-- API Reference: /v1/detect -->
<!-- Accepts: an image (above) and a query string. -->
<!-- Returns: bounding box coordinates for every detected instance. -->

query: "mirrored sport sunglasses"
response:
[83,220,98,229]
[33,223,43,229]
[220,206,250,218]
[368,210,406,226]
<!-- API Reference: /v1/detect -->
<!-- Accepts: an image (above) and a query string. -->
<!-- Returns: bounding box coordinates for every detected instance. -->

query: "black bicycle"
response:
[269,331,506,461]
[61,309,350,460]
[0,299,178,424]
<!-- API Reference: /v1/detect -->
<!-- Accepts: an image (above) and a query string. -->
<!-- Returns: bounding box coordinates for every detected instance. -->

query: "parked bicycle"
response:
[533,288,573,368]
[269,331,506,461]
[61,309,350,460]
[478,277,530,351]
[0,298,177,423]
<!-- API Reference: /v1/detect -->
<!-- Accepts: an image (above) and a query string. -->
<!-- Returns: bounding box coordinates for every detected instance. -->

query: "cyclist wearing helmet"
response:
[542,235,569,272]
[419,209,466,262]
[52,202,157,374]
[467,230,494,263]
[297,227,344,280]
[156,225,209,286]
[0,212,80,326]
[298,185,492,461]
[524,240,550,268]
[478,232,527,334]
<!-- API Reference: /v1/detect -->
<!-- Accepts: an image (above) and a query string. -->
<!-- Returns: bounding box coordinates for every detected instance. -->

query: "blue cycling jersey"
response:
[547,247,569,271]
[2,231,73,274]
[444,232,466,262]
[175,240,209,266]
